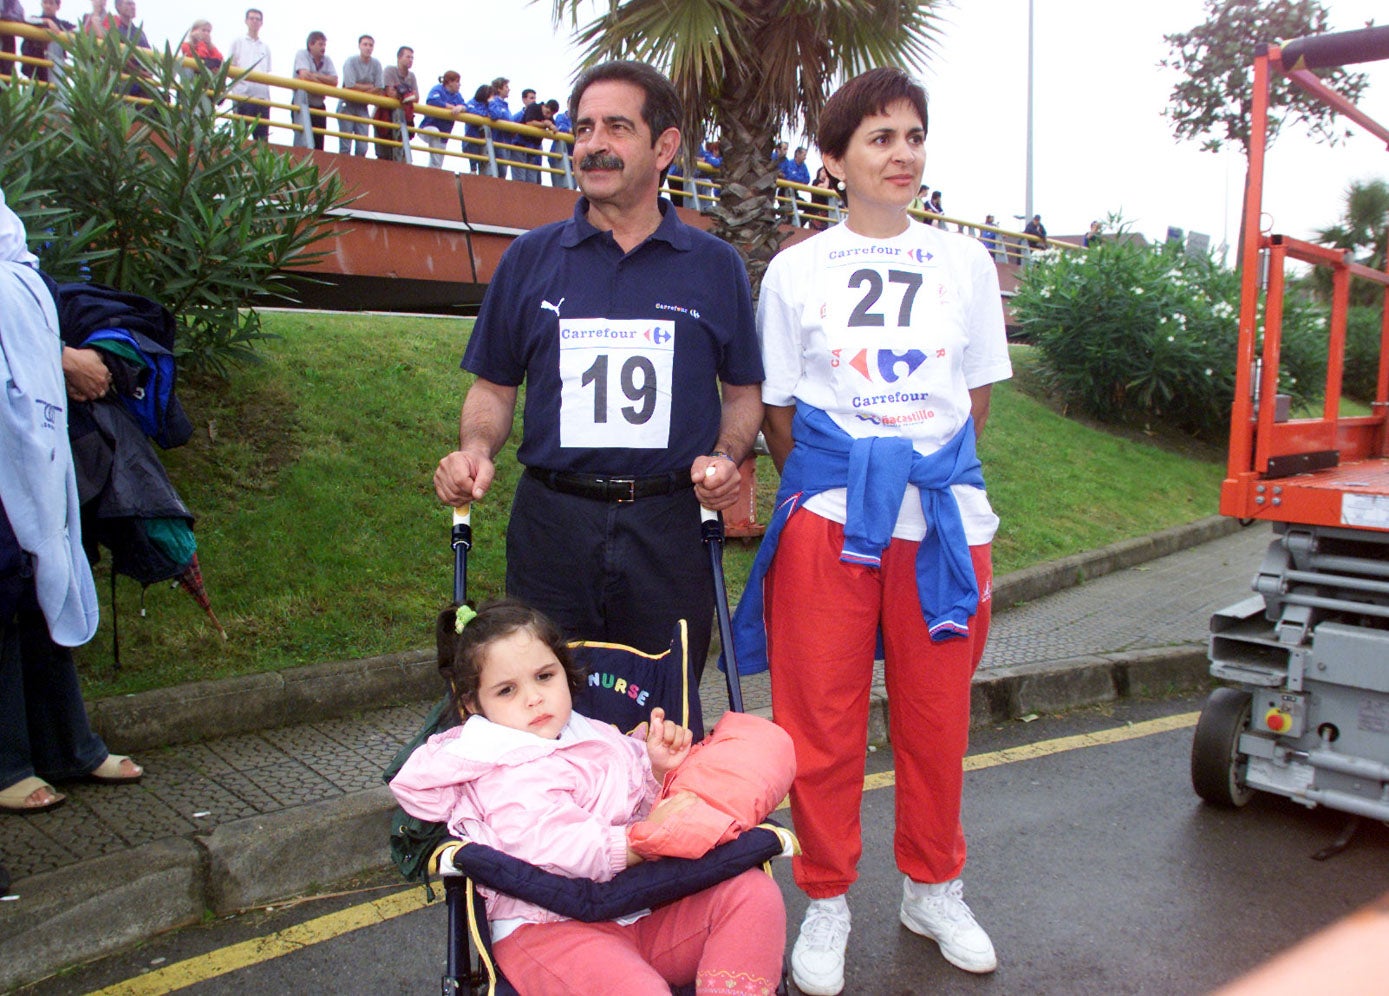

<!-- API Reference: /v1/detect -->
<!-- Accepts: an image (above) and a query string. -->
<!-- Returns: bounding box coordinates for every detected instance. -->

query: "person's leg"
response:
[494,919,669,995]
[16,600,108,782]
[635,869,785,994]
[310,104,326,150]
[0,611,35,793]
[338,117,356,155]
[881,540,998,973]
[879,542,992,884]
[766,511,880,898]
[505,475,608,642]
[607,488,714,672]
[426,133,444,169]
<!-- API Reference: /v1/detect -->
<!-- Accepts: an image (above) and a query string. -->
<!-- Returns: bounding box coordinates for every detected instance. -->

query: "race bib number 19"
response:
[558,318,675,449]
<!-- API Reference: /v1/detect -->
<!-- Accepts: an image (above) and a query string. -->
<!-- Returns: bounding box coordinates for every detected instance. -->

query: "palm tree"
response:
[1314,178,1389,307]
[549,0,946,292]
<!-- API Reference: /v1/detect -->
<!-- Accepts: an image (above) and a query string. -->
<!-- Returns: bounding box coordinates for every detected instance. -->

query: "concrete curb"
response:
[0,839,205,991]
[88,515,1238,752]
[89,649,438,753]
[992,515,1241,609]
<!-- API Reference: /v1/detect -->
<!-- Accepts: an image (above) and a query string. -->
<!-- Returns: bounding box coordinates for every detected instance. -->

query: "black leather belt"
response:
[524,466,693,503]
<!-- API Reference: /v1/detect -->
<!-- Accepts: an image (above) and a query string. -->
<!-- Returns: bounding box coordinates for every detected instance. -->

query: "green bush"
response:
[1344,305,1384,403]
[1012,234,1327,441]
[0,29,351,375]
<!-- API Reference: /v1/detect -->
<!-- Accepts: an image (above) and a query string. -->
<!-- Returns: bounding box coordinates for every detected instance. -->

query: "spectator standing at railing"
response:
[110,0,153,104]
[337,34,383,157]
[80,0,112,37]
[807,164,836,230]
[487,76,512,178]
[1083,220,1102,247]
[423,70,466,169]
[511,86,535,123]
[928,189,945,227]
[979,214,1003,261]
[380,46,417,163]
[463,83,492,174]
[2,0,25,72]
[179,19,222,70]
[772,139,789,170]
[514,97,556,183]
[1023,213,1047,251]
[292,31,336,150]
[22,0,74,83]
[779,146,810,186]
[699,139,722,170]
[227,8,270,141]
[778,146,810,220]
[548,99,573,188]
[111,0,142,45]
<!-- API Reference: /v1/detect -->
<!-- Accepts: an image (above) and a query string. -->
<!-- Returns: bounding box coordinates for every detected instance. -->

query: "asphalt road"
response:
[30,692,1389,996]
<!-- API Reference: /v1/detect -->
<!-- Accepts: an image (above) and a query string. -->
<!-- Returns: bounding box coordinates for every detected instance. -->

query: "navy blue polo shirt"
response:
[462,197,761,477]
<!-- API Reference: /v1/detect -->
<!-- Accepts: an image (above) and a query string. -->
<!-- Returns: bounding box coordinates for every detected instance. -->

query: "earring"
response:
[836,180,846,192]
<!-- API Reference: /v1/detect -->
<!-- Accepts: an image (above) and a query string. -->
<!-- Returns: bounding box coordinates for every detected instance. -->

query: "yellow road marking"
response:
[96,710,1199,993]
[88,888,429,996]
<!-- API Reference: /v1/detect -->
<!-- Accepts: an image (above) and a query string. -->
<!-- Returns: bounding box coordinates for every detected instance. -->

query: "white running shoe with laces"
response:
[899,876,998,973]
[790,896,851,995]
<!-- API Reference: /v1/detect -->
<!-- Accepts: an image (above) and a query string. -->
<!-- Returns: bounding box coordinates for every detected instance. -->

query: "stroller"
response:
[384,505,796,996]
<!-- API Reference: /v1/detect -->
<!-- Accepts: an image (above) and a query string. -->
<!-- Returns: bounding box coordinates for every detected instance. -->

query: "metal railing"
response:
[1,18,1081,258]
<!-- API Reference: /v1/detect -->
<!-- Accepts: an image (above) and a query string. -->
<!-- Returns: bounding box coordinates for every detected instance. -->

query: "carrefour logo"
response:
[906,248,932,263]
[832,347,934,383]
[644,327,672,345]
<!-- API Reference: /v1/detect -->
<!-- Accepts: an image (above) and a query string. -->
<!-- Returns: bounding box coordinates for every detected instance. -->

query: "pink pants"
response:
[492,869,785,995]
[765,510,992,897]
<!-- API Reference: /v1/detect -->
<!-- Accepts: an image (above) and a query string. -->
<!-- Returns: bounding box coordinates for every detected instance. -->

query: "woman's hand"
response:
[640,707,693,782]
[61,346,111,402]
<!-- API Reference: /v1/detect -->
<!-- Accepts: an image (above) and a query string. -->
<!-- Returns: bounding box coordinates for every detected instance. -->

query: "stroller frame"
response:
[419,505,793,996]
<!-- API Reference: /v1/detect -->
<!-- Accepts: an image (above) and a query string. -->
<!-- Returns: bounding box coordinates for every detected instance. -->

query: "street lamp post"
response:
[1025,0,1035,226]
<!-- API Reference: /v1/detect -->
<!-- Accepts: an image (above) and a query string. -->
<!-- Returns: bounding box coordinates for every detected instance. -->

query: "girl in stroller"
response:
[389,600,787,996]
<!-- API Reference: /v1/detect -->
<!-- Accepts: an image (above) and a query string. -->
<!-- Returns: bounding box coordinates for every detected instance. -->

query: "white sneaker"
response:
[790,896,851,995]
[899,877,997,973]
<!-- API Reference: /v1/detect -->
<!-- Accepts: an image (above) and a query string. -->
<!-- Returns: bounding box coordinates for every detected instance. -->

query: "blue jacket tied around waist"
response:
[729,404,985,675]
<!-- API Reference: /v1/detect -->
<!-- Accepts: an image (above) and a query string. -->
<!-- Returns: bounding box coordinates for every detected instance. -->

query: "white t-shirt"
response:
[757,220,1013,543]
[227,35,271,99]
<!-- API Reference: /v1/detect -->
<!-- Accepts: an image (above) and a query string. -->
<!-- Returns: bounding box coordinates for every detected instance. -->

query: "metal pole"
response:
[1024,0,1035,224]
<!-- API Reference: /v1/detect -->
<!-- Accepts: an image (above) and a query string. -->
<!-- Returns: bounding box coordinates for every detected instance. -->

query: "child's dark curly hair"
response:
[436,599,584,719]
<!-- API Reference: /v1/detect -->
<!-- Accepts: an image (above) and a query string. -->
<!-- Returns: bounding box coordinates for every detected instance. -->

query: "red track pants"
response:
[765,510,992,898]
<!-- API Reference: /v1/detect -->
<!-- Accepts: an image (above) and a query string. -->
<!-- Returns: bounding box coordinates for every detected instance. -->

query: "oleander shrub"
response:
[1012,233,1327,441]
[1343,305,1385,403]
[0,28,351,375]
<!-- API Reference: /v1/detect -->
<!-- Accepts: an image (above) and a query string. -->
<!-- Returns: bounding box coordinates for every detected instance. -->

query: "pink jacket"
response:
[627,711,796,860]
[389,712,659,926]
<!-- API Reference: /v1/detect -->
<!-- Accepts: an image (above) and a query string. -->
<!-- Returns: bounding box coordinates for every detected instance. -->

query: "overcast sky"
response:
[75,0,1388,251]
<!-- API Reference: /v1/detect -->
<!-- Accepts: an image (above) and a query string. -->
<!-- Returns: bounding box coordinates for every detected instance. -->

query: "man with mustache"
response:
[434,60,763,675]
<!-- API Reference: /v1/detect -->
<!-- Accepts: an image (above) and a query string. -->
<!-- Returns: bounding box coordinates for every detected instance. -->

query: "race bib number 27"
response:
[558,318,675,449]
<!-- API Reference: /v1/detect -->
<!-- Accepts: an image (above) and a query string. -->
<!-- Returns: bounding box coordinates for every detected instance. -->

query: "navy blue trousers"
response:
[0,584,107,789]
[505,473,715,679]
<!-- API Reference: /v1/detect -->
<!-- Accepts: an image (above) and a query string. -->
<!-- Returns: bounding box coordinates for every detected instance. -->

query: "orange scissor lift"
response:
[1190,24,1389,830]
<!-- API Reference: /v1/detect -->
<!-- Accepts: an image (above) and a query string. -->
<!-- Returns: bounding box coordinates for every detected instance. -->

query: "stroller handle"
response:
[699,505,745,714]
[451,505,472,606]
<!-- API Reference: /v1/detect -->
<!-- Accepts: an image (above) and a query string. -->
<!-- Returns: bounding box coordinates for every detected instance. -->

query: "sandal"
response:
[87,754,143,784]
[0,776,67,814]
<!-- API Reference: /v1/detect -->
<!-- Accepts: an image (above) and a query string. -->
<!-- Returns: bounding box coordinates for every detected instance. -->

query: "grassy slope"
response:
[75,317,1226,698]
